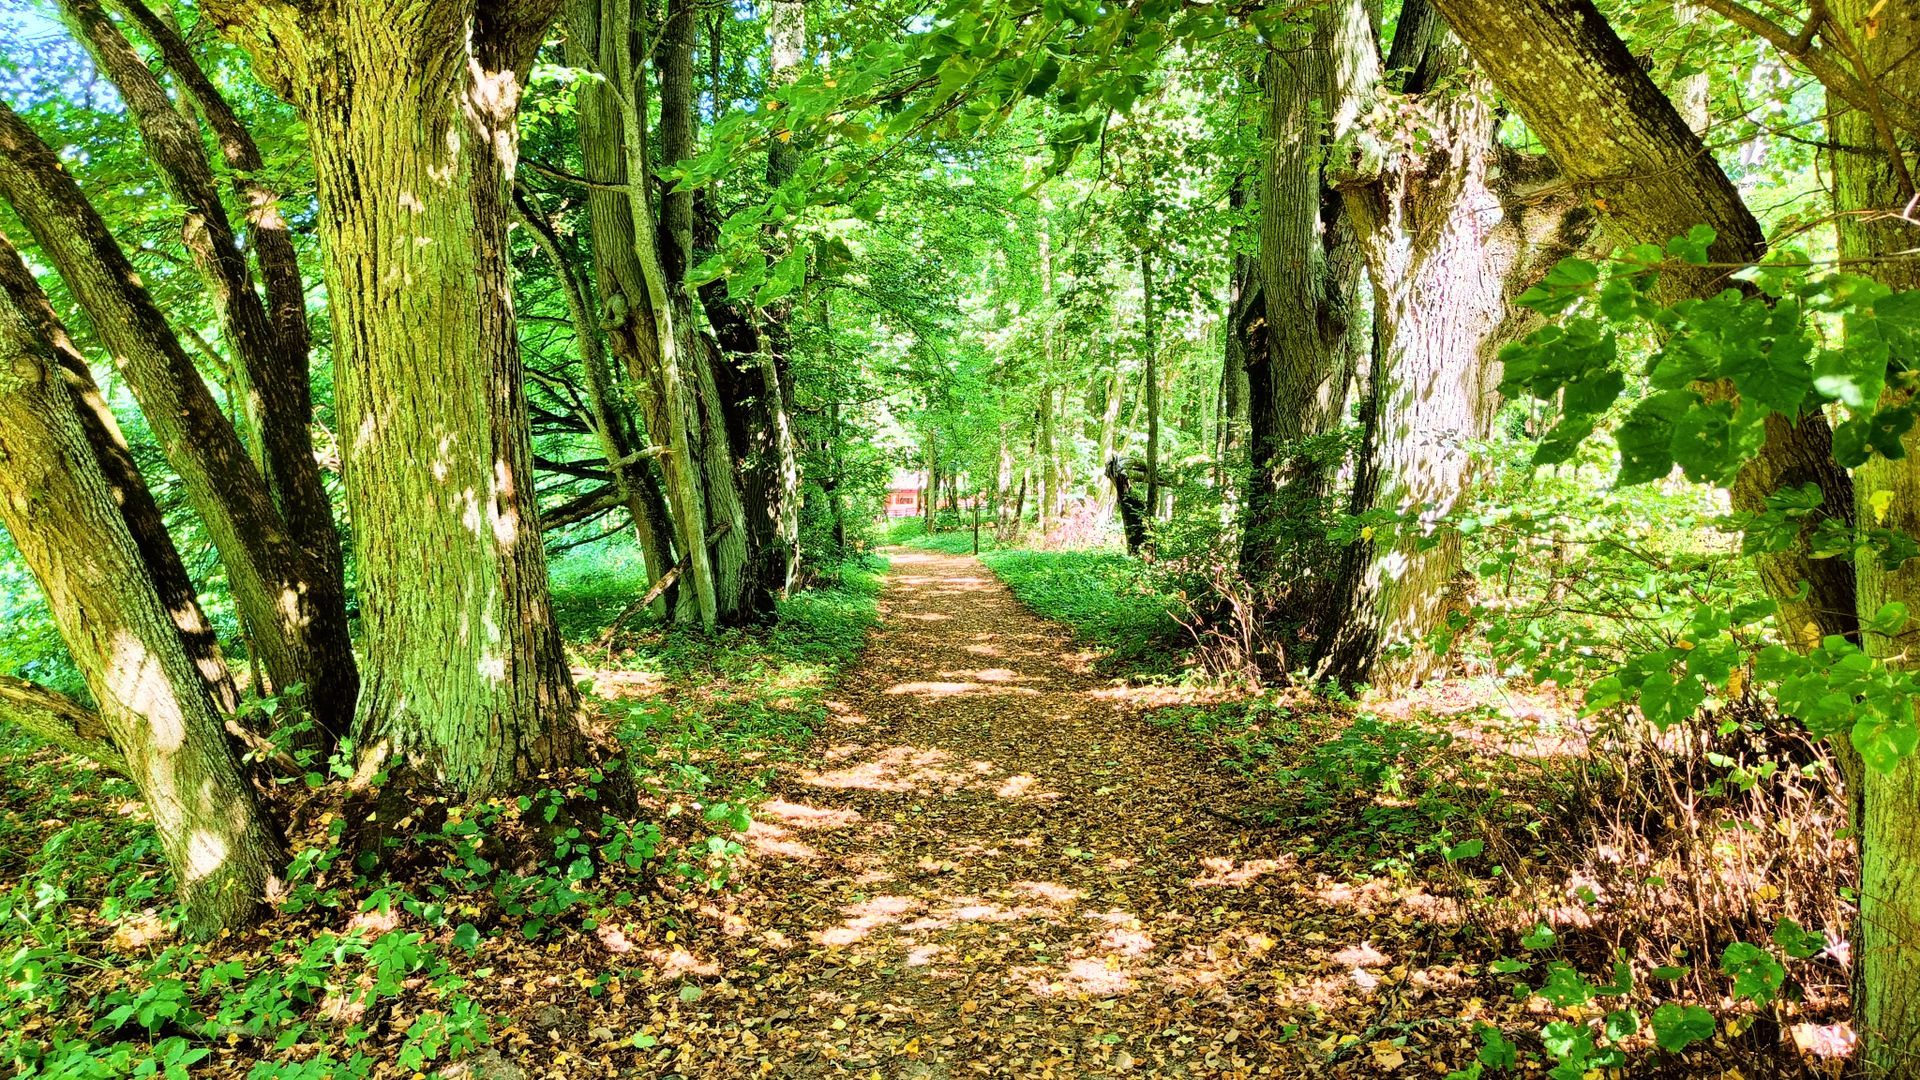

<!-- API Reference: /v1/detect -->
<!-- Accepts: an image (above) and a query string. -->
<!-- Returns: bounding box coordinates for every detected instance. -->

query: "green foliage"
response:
[975,548,1186,678]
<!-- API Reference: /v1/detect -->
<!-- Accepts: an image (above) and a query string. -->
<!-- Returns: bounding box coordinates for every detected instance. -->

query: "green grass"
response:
[582,554,886,752]
[898,528,1002,555]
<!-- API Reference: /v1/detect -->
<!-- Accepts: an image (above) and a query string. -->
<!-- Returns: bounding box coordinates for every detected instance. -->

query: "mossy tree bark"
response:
[0,231,238,714]
[0,255,282,937]
[1827,0,1920,1067]
[1240,30,1366,612]
[0,101,356,735]
[204,0,584,795]
[568,0,752,631]
[61,0,341,596]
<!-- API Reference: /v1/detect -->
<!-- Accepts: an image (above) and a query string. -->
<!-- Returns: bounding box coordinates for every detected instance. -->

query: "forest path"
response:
[645,550,1426,1078]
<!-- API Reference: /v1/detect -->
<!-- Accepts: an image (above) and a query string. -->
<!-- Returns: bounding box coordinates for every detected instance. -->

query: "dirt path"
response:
[638,551,1439,1078]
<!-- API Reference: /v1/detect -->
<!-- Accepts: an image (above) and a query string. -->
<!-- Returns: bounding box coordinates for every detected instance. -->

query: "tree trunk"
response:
[1425,0,1859,652]
[0,675,125,775]
[515,189,678,620]
[1828,0,1920,1064]
[0,269,282,936]
[1141,252,1161,525]
[1241,27,1368,605]
[63,0,343,604]
[207,0,583,794]
[0,231,238,712]
[1314,0,1591,689]
[1220,178,1257,492]
[0,101,356,735]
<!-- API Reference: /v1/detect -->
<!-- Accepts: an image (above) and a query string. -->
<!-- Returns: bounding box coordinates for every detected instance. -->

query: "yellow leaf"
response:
[1872,487,1896,525]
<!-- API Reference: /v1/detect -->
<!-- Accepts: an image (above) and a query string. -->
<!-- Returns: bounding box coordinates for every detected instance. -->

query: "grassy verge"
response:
[0,548,884,1077]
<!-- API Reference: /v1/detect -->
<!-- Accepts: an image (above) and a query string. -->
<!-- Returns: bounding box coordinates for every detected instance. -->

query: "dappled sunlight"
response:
[883,679,1040,697]
[579,549,1505,1073]
[105,631,185,752]
[1190,855,1293,887]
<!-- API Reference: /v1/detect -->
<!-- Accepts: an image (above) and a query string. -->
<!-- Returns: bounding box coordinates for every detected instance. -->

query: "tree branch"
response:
[0,676,125,775]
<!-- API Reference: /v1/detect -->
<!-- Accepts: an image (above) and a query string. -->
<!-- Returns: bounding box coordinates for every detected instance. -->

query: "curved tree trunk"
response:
[1424,0,1859,653]
[62,0,342,601]
[0,232,238,713]
[0,265,282,937]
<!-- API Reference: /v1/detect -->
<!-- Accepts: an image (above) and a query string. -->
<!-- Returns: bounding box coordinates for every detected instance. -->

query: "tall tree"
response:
[204,0,584,793]
[60,0,340,594]
[1826,0,1920,1063]
[1425,0,1860,653]
[0,232,236,714]
[1239,26,1366,626]
[1310,0,1589,689]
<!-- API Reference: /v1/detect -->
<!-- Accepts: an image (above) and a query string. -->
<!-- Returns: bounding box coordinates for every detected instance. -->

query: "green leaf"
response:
[1665,224,1717,265]
[1443,838,1484,862]
[1536,962,1596,1007]
[1867,601,1910,638]
[1615,390,1694,485]
[1720,941,1786,1003]
[452,923,481,954]
[1650,1002,1715,1052]
[1773,917,1827,960]
[1475,1024,1518,1068]
[1604,1008,1640,1042]
[1670,401,1737,483]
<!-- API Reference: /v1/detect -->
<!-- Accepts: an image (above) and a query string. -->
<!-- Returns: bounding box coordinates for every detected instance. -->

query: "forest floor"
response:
[591,550,1473,1078]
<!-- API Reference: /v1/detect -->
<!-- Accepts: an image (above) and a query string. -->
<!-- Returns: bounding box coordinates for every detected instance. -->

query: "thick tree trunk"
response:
[207,0,583,794]
[0,274,282,936]
[1314,1,1591,689]
[1425,0,1859,652]
[1241,29,1367,603]
[1829,0,1920,1065]
[0,101,356,735]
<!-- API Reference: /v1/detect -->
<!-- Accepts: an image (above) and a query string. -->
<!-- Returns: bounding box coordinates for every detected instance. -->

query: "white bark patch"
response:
[278,583,310,627]
[106,630,186,752]
[477,596,505,683]
[184,828,228,883]
[489,458,519,548]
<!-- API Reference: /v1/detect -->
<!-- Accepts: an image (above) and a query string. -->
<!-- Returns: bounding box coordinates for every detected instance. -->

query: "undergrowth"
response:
[0,551,885,1077]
